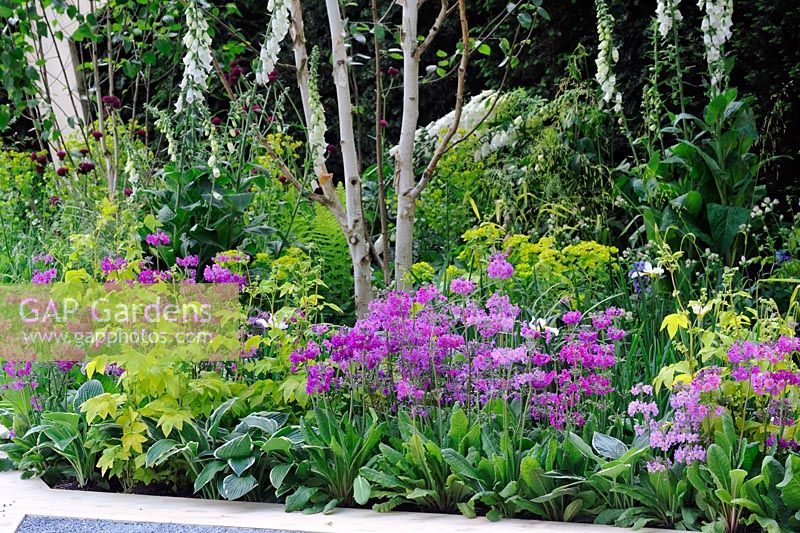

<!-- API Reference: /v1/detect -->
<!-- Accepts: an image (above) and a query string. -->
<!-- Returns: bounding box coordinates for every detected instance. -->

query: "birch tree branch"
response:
[410,0,469,199]
[413,0,450,61]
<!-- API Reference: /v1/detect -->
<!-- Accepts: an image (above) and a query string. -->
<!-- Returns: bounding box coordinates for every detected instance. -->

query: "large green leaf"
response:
[261,436,292,453]
[447,408,468,447]
[73,380,104,413]
[442,448,481,481]
[207,398,237,438]
[145,439,182,468]
[353,475,371,505]
[220,474,257,500]
[228,456,256,477]
[706,444,732,490]
[194,460,227,493]
[269,463,292,491]
[778,454,800,510]
[285,486,318,512]
[592,432,628,460]
[214,434,253,460]
[706,203,749,254]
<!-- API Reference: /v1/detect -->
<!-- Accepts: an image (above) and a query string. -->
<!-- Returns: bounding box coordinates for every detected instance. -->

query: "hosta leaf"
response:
[73,380,104,412]
[214,434,253,460]
[221,474,257,500]
[228,456,255,477]
[592,432,628,460]
[194,460,227,493]
[261,436,292,453]
[145,439,181,467]
[269,463,292,491]
[207,398,237,438]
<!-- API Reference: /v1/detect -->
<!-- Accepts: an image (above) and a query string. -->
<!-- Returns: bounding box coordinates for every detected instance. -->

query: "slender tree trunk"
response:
[371,0,392,284]
[324,0,373,316]
[394,0,421,289]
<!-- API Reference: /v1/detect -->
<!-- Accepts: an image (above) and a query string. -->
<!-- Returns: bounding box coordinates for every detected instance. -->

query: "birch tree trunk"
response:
[324,0,373,316]
[394,0,421,289]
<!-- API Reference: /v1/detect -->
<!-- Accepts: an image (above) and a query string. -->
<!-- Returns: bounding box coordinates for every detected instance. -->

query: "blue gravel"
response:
[16,516,304,533]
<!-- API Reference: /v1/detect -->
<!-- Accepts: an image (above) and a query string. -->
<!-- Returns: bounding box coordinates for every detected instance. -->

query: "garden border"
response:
[0,468,670,533]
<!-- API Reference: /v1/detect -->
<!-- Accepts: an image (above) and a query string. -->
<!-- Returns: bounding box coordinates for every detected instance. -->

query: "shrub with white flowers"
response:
[697,0,733,91]
[594,0,622,113]
[175,0,213,114]
[256,0,291,85]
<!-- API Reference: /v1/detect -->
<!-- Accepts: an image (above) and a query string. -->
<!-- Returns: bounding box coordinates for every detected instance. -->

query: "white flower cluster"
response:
[175,0,213,114]
[307,52,327,176]
[474,115,522,162]
[423,90,500,146]
[256,0,291,85]
[655,0,682,38]
[697,0,733,90]
[594,0,622,113]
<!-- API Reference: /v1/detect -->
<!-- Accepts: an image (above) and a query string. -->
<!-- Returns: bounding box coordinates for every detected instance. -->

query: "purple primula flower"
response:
[176,255,200,268]
[203,264,246,287]
[561,311,582,325]
[450,278,476,295]
[487,253,514,280]
[32,268,57,284]
[101,256,128,277]
[145,231,171,246]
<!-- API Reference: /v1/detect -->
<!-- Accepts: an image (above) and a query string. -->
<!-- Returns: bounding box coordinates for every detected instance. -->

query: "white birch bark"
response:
[394,0,421,289]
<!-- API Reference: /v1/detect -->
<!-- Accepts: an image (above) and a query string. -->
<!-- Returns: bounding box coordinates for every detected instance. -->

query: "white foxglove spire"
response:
[307,49,327,176]
[256,0,291,85]
[594,0,622,113]
[175,0,213,113]
[656,0,683,38]
[697,0,733,91]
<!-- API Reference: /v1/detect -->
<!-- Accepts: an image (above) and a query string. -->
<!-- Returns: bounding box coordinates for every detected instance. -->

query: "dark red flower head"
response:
[268,69,279,82]
[387,66,400,76]
[123,187,133,196]
[92,130,103,140]
[50,195,61,206]
[36,154,48,165]
[79,148,90,156]
[326,143,336,154]
[211,117,222,126]
[101,95,122,109]
[278,174,288,184]
[56,167,69,177]
[56,150,67,160]
[379,119,389,127]
[135,129,146,138]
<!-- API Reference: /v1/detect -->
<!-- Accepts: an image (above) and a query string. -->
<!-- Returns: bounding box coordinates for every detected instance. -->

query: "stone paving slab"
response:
[0,469,669,533]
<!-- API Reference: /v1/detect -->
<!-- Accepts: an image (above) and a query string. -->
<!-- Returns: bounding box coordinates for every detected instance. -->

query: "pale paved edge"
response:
[0,470,670,533]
